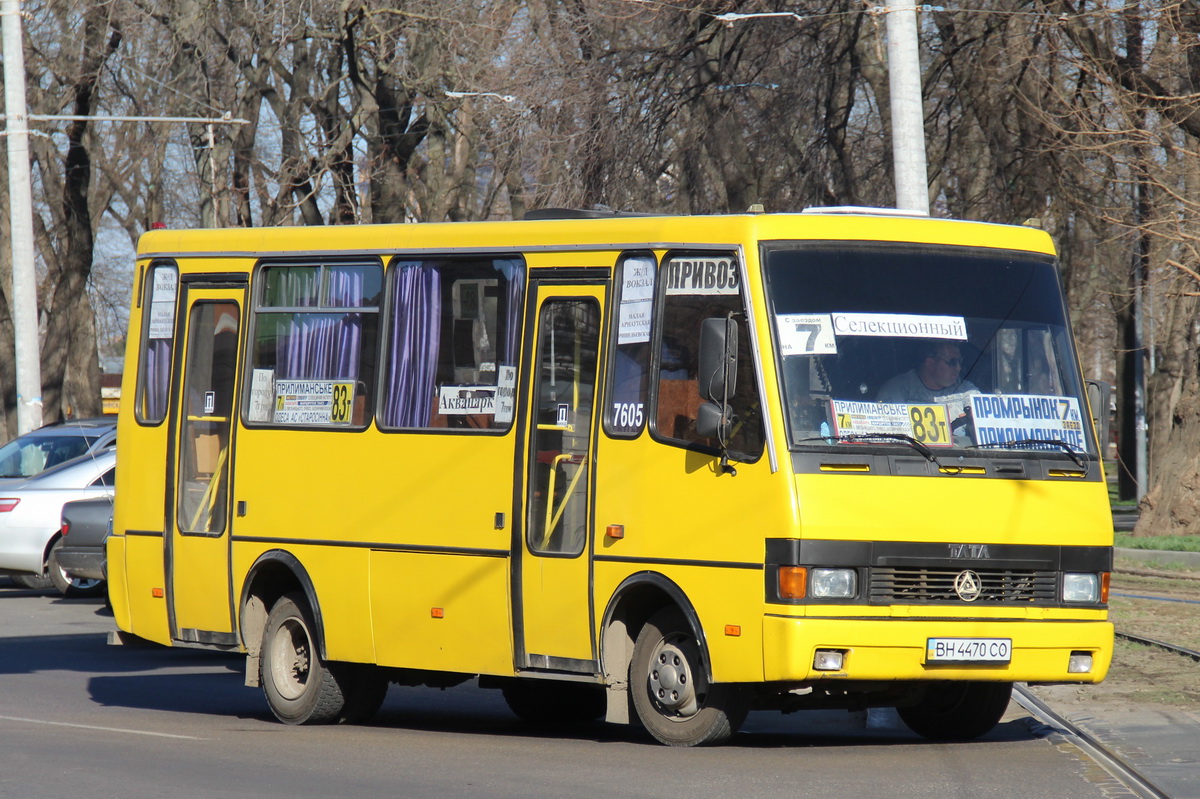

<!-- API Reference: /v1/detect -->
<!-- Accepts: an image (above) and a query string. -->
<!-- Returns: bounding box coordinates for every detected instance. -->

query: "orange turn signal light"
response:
[606,524,625,539]
[1100,572,1111,604]
[779,566,807,600]
[152,588,165,598]
[724,625,741,637]
[431,608,444,618]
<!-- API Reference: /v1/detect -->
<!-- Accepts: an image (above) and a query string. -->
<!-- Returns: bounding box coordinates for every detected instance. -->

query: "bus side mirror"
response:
[698,316,738,402]
[697,401,731,440]
[697,317,739,461]
[1085,379,1112,457]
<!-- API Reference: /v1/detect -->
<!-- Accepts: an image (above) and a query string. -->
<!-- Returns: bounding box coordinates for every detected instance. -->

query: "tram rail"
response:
[1014,685,1172,799]
[1115,566,1200,582]
[1115,632,1200,663]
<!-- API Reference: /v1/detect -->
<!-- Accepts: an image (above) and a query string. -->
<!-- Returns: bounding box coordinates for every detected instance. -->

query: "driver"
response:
[878,340,978,420]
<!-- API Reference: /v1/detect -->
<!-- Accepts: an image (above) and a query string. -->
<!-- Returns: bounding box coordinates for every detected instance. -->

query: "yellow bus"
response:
[109,208,1113,746]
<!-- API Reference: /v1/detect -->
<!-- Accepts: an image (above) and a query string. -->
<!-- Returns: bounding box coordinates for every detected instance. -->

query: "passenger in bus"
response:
[877,340,979,434]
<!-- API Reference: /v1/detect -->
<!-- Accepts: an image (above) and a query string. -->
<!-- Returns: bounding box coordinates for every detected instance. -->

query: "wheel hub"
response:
[269,617,312,701]
[648,639,699,717]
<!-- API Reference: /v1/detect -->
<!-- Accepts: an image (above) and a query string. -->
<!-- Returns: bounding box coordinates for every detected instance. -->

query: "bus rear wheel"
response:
[897,681,1013,741]
[260,592,346,724]
[630,607,749,746]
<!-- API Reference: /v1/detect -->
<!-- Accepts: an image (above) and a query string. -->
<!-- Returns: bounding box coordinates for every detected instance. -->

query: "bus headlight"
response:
[811,568,857,599]
[1062,573,1100,603]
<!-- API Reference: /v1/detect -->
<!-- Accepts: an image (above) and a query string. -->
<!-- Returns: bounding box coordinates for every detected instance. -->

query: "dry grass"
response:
[1038,569,1200,712]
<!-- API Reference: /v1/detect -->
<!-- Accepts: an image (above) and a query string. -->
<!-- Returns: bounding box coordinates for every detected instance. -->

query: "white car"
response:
[0,448,115,597]
[0,418,116,487]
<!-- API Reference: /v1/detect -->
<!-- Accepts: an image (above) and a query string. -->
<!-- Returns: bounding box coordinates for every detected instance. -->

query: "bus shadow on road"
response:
[335,685,1043,749]
[0,621,1047,747]
[87,671,264,719]
[0,631,241,676]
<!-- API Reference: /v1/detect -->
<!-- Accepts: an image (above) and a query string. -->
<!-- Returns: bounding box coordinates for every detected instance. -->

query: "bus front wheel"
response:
[630,607,749,746]
[260,592,346,724]
[897,681,1013,741]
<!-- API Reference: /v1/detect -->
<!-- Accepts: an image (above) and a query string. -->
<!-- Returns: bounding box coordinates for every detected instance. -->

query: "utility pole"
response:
[715,6,930,214]
[884,0,930,215]
[2,0,43,434]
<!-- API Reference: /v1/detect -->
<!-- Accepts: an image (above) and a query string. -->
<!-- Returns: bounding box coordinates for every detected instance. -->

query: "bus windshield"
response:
[764,242,1094,457]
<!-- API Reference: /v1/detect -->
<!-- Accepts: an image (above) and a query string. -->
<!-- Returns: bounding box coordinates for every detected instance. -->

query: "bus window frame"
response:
[603,250,657,440]
[240,256,385,432]
[135,259,180,428]
[647,248,766,464]
[176,298,241,538]
[759,240,1096,459]
[375,254,526,437]
[526,295,603,559]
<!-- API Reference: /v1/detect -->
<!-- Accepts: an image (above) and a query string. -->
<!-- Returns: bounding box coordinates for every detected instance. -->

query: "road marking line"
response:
[0,714,205,740]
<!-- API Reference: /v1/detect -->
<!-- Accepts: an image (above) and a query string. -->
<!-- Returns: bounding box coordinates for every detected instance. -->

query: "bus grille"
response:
[869,567,1058,604]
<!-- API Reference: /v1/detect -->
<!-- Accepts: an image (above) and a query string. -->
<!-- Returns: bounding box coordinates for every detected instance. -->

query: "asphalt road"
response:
[0,578,1120,799]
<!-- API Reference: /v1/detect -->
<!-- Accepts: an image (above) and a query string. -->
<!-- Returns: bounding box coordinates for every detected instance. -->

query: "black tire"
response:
[897,681,1013,741]
[500,678,606,725]
[47,540,106,599]
[260,592,346,724]
[630,607,749,746]
[10,572,53,590]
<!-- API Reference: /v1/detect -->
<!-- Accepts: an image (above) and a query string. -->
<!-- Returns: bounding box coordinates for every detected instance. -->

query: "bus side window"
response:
[605,252,655,437]
[245,261,382,428]
[379,257,524,431]
[136,261,179,425]
[653,253,764,460]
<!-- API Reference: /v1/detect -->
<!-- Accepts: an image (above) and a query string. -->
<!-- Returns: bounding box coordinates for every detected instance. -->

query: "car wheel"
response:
[260,592,347,724]
[629,607,749,746]
[47,540,106,599]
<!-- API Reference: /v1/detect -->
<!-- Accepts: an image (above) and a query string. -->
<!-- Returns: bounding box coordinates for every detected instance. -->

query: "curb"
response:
[1114,547,1200,571]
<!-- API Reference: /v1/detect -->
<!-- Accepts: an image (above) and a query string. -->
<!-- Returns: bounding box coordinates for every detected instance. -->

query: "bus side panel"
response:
[593,560,767,683]
[232,541,375,663]
[122,533,171,645]
[112,275,172,646]
[369,551,512,674]
[230,429,516,671]
[593,439,790,685]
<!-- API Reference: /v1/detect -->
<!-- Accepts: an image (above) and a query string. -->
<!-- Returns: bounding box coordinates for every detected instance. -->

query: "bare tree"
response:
[0,0,123,431]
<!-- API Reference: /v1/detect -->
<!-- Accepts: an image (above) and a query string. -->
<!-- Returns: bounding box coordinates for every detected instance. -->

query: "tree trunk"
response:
[38,8,119,422]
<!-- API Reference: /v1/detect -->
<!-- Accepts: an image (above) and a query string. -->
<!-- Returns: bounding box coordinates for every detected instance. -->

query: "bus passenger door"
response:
[517,283,605,671]
[167,285,244,646]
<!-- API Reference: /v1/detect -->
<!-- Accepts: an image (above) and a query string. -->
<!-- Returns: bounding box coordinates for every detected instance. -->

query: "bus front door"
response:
[167,285,244,646]
[517,284,605,671]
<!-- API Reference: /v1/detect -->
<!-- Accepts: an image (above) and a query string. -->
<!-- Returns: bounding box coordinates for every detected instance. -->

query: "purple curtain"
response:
[500,259,524,368]
[144,339,172,420]
[274,267,364,381]
[382,263,442,427]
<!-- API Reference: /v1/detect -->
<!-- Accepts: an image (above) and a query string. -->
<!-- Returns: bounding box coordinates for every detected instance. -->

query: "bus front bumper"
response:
[762,615,1113,684]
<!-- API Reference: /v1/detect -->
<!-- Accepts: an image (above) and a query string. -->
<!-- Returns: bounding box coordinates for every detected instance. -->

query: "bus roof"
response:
[136,211,1057,262]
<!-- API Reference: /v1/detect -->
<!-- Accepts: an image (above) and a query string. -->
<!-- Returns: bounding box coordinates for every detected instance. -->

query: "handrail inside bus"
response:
[188,443,228,533]
[542,453,587,550]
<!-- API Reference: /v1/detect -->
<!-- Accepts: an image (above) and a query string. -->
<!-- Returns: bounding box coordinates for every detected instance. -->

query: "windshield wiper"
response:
[968,438,1088,470]
[796,432,961,472]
